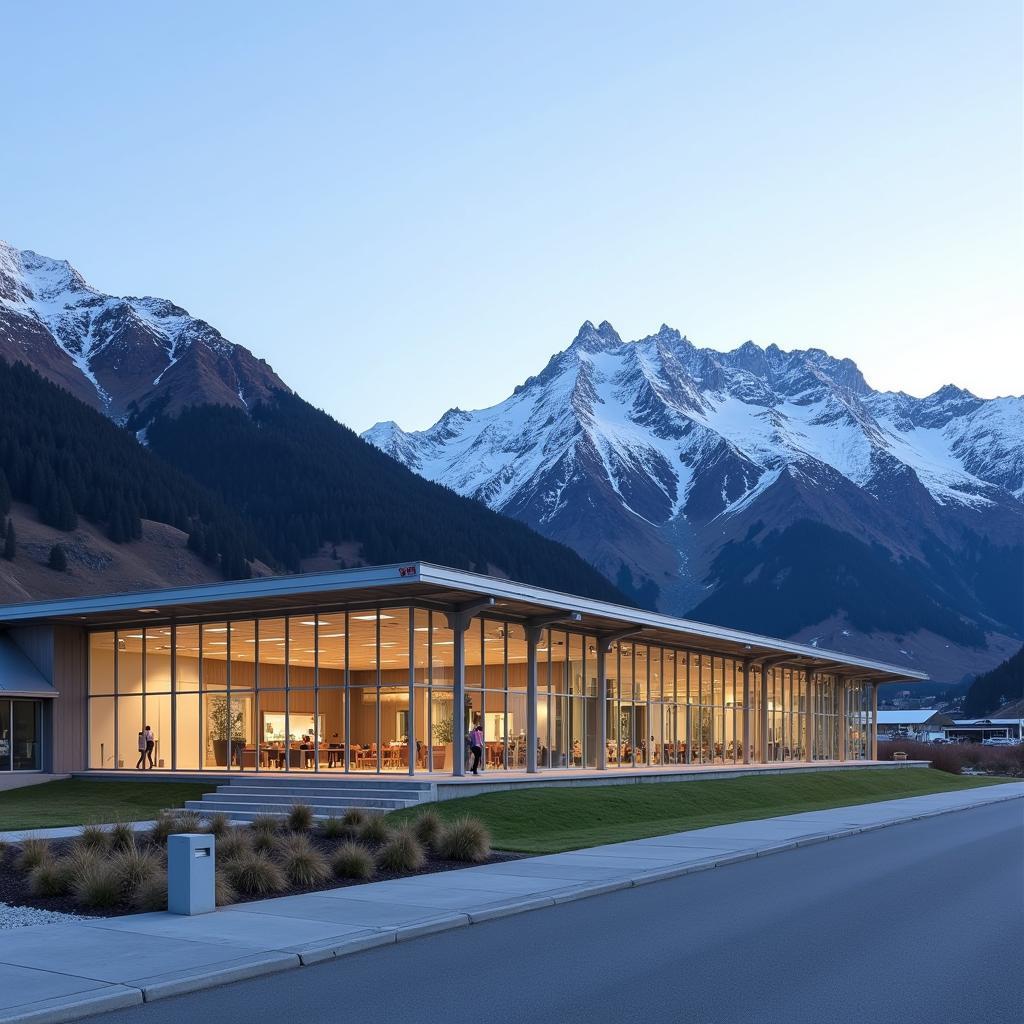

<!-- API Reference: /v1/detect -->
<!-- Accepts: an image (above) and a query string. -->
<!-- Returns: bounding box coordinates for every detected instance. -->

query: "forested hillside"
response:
[0,358,261,580]
[962,645,1024,718]
[146,392,628,601]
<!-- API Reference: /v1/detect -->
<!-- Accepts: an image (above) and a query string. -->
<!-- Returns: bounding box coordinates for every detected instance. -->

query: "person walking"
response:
[468,722,484,775]
[136,725,155,770]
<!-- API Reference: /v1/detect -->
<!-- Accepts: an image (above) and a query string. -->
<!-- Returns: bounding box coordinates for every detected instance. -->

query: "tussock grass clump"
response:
[133,870,168,911]
[287,802,315,833]
[217,829,252,863]
[278,835,331,887]
[77,824,109,853]
[437,818,491,863]
[109,821,137,853]
[376,828,426,873]
[410,809,443,851]
[223,850,287,896]
[340,807,368,830]
[16,836,50,873]
[71,857,122,908]
[358,815,391,845]
[320,816,353,840]
[29,859,72,897]
[173,810,203,834]
[149,811,178,845]
[251,829,282,856]
[215,868,238,906]
[332,842,375,880]
[249,814,282,836]
[203,812,231,838]
[111,845,163,896]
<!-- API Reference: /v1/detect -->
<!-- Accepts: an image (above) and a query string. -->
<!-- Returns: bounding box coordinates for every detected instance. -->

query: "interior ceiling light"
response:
[351,613,395,621]
[204,627,228,633]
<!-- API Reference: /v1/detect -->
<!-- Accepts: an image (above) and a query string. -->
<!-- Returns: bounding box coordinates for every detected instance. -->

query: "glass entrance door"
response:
[0,700,42,771]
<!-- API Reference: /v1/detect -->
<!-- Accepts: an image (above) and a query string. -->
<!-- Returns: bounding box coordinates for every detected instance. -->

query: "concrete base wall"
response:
[0,772,70,792]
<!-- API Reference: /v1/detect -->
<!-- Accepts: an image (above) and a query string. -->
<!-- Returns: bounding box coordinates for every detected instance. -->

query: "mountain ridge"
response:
[364,320,1024,682]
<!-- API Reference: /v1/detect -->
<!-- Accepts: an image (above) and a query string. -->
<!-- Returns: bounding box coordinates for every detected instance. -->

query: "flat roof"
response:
[0,561,928,684]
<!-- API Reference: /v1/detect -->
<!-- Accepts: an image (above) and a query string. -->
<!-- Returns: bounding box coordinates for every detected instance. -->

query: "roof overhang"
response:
[0,561,929,685]
[0,636,58,697]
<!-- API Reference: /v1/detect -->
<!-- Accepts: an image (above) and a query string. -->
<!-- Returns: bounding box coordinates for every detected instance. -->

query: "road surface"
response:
[93,800,1024,1024]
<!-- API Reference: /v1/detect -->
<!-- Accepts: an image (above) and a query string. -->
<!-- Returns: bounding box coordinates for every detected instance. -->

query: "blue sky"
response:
[3,1,1020,430]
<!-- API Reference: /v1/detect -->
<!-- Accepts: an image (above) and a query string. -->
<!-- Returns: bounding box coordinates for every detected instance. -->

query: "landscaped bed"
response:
[0,805,504,920]
[387,766,1006,854]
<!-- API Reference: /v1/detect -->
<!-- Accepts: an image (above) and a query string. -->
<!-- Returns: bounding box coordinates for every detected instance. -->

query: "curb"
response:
[4,788,1020,1024]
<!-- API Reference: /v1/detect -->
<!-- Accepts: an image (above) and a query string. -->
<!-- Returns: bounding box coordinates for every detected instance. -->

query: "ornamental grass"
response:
[332,842,375,880]
[376,828,426,873]
[222,850,287,897]
[437,818,491,863]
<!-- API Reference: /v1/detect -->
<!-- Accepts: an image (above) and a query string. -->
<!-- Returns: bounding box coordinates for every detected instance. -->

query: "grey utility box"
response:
[167,833,216,915]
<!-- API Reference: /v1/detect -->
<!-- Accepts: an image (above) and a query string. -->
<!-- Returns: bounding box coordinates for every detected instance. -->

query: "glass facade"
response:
[85,607,874,774]
[0,699,43,771]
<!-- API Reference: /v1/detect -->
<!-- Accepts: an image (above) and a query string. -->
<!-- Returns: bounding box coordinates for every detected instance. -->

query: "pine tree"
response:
[48,543,67,571]
[3,518,15,561]
[0,469,10,517]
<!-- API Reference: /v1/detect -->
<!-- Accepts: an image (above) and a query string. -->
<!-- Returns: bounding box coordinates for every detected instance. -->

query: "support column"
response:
[741,661,751,764]
[443,598,496,778]
[839,678,849,762]
[407,613,415,776]
[452,625,466,776]
[806,673,815,763]
[526,626,540,774]
[596,646,608,769]
[870,681,879,760]
[759,664,769,763]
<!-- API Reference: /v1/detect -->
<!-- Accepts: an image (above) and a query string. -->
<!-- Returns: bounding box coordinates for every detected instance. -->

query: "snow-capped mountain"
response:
[365,321,1024,677]
[0,241,286,421]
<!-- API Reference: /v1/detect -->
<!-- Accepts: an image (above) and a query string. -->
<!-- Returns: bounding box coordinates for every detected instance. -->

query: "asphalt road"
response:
[94,801,1024,1024]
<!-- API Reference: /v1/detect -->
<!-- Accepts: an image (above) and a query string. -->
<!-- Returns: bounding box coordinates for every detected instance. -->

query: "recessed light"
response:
[352,613,395,621]
[137,608,159,614]
[319,633,345,638]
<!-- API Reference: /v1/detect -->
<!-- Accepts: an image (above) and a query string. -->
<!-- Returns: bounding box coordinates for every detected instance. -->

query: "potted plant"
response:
[206,695,245,767]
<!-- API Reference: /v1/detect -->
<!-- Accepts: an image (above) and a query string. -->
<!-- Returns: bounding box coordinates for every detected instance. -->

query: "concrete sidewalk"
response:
[2,782,1021,1024]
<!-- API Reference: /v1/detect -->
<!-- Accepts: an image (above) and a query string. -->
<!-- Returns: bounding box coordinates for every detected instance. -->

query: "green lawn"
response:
[389,768,1004,853]
[0,780,216,831]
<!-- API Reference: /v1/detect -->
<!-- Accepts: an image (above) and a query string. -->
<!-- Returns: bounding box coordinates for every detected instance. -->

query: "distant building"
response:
[873,710,955,741]
[944,719,1024,743]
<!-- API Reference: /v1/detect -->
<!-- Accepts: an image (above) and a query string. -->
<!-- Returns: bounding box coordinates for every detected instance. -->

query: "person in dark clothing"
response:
[137,725,155,769]
[468,723,484,775]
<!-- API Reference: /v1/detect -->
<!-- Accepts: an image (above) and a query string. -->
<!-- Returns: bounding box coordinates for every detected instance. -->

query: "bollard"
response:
[167,833,216,915]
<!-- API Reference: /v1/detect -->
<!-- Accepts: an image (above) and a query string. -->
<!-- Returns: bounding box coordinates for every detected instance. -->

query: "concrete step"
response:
[218,782,430,798]
[192,793,415,810]
[213,777,433,791]
[183,804,387,823]
[184,800,392,819]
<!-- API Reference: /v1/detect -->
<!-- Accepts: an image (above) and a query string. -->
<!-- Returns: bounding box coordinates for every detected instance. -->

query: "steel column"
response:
[741,661,751,764]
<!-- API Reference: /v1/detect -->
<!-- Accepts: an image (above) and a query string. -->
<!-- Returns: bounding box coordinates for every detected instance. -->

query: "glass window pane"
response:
[201,623,228,690]
[175,625,200,692]
[145,693,172,768]
[175,693,200,769]
[229,621,256,690]
[89,632,116,694]
[117,630,143,695]
[288,617,316,687]
[318,613,346,685]
[11,701,40,771]
[144,627,172,692]
[117,694,144,769]
[89,697,115,769]
[257,618,287,686]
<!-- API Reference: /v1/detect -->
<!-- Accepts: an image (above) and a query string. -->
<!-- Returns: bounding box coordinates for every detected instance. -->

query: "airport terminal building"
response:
[0,562,925,777]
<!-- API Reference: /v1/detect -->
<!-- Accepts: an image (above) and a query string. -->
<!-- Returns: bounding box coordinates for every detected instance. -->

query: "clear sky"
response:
[3,1,1021,431]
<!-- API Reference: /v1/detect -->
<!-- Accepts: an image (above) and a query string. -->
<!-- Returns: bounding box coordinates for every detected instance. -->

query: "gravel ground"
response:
[0,900,89,929]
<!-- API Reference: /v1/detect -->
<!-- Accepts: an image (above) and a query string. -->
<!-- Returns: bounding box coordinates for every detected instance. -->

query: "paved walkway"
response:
[1,782,1021,1024]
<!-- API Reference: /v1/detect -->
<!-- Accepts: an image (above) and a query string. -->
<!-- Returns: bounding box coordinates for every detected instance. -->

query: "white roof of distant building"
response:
[875,710,949,724]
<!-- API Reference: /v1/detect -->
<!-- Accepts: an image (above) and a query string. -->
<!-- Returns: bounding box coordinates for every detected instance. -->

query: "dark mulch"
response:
[0,831,521,919]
